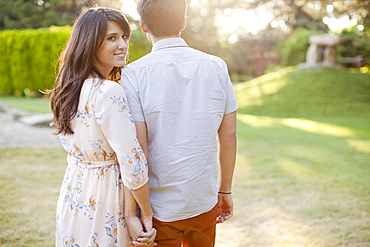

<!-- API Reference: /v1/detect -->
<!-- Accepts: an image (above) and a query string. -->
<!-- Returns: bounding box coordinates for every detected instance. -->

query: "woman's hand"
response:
[126,215,157,246]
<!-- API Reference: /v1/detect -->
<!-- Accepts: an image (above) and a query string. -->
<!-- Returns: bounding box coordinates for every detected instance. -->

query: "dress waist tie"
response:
[67,154,118,169]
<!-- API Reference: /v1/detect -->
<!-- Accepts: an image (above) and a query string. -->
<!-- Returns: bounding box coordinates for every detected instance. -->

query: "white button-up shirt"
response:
[121,38,238,222]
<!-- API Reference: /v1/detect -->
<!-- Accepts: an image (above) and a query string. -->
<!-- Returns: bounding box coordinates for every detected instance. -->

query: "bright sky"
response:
[120,0,361,43]
[120,0,274,43]
[216,8,273,35]
[323,4,358,30]
[121,0,140,20]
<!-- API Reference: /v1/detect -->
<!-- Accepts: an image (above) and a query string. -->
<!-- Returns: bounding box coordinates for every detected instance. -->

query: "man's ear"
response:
[140,20,149,33]
[180,17,187,31]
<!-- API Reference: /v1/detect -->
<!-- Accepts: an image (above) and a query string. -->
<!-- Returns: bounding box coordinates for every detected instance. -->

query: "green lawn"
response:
[217,66,370,246]
[0,147,66,246]
[0,96,50,114]
[1,66,369,246]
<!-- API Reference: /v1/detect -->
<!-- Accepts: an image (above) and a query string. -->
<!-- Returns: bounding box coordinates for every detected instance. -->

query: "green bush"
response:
[0,26,151,96]
[338,27,370,68]
[0,26,70,95]
[128,27,151,62]
[277,28,324,66]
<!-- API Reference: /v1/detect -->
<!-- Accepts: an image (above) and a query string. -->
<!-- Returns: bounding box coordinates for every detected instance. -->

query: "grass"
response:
[216,66,370,246]
[0,147,66,246]
[0,95,50,114]
[1,66,370,246]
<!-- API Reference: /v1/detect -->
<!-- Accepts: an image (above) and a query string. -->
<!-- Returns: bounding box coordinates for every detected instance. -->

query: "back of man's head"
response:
[137,0,187,37]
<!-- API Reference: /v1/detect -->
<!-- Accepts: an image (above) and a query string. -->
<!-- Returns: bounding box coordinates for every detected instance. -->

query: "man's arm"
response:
[217,111,237,223]
[135,121,148,157]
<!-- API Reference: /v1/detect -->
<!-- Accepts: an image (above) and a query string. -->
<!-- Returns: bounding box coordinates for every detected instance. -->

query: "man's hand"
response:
[216,193,234,224]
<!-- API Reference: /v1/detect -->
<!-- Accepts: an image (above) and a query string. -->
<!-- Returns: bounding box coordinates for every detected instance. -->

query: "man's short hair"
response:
[137,0,187,37]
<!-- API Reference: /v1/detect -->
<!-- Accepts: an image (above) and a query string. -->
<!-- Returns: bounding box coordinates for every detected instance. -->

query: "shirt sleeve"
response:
[121,68,146,122]
[95,81,148,190]
[219,60,238,114]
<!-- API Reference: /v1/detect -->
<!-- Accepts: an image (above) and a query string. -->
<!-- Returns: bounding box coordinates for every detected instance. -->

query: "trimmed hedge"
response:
[0,26,70,95]
[0,26,151,96]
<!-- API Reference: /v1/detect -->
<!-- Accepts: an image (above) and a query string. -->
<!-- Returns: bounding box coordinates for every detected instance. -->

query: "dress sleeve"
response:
[95,81,148,190]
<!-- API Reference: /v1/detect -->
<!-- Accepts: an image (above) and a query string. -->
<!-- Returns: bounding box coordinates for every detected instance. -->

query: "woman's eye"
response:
[123,35,129,40]
[108,36,116,41]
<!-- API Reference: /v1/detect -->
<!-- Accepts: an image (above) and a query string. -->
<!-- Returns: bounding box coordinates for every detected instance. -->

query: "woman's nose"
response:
[118,38,128,50]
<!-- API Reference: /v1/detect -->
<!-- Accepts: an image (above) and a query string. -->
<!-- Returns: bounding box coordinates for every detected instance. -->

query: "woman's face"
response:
[95,20,129,78]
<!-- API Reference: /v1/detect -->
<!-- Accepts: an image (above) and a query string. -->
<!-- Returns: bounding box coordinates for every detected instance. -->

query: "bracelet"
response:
[218,191,232,194]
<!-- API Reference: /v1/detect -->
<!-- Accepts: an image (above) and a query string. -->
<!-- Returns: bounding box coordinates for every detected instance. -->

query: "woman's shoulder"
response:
[84,78,125,98]
[89,79,122,92]
[95,79,126,98]
[100,79,121,88]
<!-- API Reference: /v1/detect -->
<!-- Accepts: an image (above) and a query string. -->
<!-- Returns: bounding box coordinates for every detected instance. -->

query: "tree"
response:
[181,0,240,55]
[245,0,370,33]
[0,0,122,30]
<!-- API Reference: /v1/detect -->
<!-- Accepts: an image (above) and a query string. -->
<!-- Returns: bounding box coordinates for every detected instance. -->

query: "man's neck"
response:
[149,34,180,45]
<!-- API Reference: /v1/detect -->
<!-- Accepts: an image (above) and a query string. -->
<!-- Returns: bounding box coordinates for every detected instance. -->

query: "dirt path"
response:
[0,112,61,149]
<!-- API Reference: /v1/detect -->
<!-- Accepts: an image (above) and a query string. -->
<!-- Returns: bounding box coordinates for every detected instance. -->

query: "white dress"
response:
[55,79,148,247]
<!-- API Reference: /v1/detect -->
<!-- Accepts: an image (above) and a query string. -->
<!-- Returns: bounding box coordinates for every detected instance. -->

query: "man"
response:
[121,0,237,246]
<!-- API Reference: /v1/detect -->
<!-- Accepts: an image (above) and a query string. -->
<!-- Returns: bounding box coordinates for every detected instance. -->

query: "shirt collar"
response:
[152,38,189,52]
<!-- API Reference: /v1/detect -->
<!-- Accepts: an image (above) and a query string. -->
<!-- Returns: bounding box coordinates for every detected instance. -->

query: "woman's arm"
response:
[124,185,156,246]
[95,83,155,244]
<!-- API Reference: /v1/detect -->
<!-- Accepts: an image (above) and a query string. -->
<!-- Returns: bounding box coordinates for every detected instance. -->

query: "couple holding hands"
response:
[49,0,237,246]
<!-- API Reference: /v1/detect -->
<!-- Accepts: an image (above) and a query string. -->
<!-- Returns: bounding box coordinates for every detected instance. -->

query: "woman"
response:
[47,7,155,246]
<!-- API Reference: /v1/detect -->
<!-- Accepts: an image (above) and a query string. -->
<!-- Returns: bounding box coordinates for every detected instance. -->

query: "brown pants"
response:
[153,204,218,247]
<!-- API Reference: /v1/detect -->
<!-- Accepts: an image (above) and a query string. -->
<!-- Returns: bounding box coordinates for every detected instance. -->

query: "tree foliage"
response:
[180,0,370,77]
[338,27,370,65]
[245,0,370,32]
[181,0,237,55]
[277,27,324,66]
[0,0,122,30]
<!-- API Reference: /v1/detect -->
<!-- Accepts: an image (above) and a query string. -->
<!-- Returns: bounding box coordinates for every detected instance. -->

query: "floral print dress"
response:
[55,79,148,247]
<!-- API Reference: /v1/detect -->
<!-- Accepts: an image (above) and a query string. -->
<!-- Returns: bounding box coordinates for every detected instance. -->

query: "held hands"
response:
[216,193,234,224]
[126,214,157,246]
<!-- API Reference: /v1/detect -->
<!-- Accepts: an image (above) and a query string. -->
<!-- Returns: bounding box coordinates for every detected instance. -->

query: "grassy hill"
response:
[218,66,370,246]
[234,66,370,130]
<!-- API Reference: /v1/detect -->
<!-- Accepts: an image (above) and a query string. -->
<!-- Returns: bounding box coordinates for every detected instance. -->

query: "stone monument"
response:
[304,33,342,67]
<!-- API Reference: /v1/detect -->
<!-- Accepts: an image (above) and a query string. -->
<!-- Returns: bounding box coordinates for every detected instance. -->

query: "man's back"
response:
[121,38,238,222]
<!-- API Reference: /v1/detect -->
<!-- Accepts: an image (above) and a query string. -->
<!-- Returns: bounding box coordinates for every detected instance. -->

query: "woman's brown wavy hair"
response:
[47,7,131,135]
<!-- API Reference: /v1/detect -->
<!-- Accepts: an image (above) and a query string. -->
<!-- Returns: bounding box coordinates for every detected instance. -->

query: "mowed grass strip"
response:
[0,96,50,114]
[0,147,65,247]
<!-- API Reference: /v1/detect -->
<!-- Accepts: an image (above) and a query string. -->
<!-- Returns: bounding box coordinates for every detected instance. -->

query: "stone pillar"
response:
[306,44,322,65]
[323,46,338,65]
